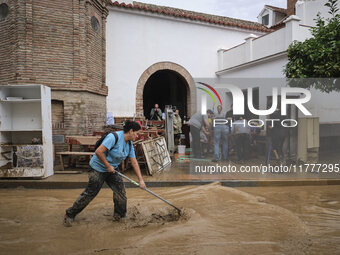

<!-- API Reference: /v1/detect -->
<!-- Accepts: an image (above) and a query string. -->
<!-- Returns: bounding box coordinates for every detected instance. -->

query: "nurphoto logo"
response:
[197,80,312,128]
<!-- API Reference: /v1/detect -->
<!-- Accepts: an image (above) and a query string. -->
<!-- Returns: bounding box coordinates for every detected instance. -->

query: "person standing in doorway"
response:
[150,103,162,121]
[173,109,182,144]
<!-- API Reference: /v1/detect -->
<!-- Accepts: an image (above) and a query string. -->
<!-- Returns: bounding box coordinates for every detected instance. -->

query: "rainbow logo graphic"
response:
[197,82,222,106]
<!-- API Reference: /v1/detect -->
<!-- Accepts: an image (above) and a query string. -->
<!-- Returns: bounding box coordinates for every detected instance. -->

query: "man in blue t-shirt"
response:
[64,121,145,227]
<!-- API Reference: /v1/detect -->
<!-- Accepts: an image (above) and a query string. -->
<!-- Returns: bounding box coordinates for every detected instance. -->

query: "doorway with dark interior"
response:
[143,70,188,121]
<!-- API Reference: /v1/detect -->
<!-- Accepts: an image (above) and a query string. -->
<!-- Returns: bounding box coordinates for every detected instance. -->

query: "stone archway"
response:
[136,62,196,119]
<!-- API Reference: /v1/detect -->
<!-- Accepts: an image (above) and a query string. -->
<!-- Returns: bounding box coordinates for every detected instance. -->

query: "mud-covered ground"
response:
[0,184,339,254]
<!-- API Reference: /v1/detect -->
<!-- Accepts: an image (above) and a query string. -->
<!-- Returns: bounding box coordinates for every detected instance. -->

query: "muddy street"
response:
[0,184,339,254]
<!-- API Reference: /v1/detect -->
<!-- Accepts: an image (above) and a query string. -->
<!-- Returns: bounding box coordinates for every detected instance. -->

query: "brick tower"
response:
[0,0,109,164]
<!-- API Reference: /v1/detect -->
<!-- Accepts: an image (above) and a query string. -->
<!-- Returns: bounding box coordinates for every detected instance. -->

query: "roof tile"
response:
[109,1,272,32]
[264,5,288,15]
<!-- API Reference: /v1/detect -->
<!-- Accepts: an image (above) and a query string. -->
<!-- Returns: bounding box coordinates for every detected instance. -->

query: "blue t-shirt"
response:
[90,131,135,172]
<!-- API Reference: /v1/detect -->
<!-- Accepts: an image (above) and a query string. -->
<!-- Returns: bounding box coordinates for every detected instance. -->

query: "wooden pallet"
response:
[141,137,171,175]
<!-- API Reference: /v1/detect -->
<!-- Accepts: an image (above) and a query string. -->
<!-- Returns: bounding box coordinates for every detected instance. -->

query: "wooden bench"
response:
[57,151,94,171]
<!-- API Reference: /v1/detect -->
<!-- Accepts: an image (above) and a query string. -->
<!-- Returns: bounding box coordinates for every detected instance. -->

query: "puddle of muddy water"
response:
[0,184,339,254]
[238,185,340,255]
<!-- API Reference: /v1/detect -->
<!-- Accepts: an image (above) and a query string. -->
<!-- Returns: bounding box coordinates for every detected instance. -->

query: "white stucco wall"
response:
[106,8,264,117]
[219,56,288,78]
[296,0,332,26]
[220,18,312,71]
[304,88,340,123]
[218,56,340,123]
[252,28,287,60]
[218,1,340,124]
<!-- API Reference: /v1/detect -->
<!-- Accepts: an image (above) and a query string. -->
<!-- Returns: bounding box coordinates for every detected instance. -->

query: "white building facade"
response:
[217,0,340,157]
[106,1,268,120]
[105,0,339,159]
[218,0,339,123]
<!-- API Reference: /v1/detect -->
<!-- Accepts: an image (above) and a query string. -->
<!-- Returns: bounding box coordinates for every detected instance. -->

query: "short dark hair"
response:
[206,109,213,115]
[123,120,141,133]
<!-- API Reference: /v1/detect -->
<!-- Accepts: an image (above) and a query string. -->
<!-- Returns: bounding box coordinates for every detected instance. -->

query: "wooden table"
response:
[58,136,101,170]
[65,136,101,151]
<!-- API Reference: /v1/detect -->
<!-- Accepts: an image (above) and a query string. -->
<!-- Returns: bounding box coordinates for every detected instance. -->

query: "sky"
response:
[135,0,287,22]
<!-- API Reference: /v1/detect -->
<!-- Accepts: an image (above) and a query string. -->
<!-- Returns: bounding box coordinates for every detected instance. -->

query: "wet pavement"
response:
[0,183,339,254]
[238,185,340,254]
[1,150,339,254]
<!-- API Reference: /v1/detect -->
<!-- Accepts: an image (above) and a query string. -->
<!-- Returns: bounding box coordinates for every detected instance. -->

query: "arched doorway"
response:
[143,70,188,119]
[136,62,196,120]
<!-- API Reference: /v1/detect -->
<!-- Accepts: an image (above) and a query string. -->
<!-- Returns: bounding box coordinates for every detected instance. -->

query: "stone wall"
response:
[52,91,106,136]
[52,91,106,166]
[0,0,109,168]
[0,0,108,94]
[0,0,15,83]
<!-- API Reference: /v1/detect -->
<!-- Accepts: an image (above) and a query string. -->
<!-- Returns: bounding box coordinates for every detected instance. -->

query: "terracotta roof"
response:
[269,20,286,30]
[264,5,287,15]
[109,1,272,32]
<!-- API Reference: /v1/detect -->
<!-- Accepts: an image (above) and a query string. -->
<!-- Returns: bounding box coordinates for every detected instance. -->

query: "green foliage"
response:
[284,0,340,92]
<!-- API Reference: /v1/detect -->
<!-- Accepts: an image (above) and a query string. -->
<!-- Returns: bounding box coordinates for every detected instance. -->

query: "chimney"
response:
[287,0,298,16]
